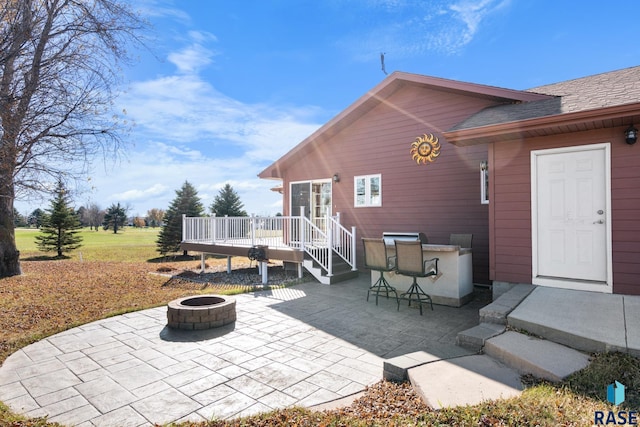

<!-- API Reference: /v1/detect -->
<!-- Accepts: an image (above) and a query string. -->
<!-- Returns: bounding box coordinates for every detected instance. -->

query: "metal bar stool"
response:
[362,238,399,309]
[394,240,439,315]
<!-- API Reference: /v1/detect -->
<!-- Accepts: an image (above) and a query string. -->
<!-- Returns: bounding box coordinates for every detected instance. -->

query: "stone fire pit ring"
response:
[167,295,236,330]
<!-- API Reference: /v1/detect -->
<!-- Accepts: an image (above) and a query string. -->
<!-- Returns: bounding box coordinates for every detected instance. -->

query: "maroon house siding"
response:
[610,128,640,295]
[489,126,640,295]
[277,83,498,284]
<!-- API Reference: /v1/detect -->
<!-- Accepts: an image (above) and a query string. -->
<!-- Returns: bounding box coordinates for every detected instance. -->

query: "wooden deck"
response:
[181,215,357,284]
[180,241,305,263]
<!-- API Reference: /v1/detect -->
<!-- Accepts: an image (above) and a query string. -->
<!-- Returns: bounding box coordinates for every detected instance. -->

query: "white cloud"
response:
[87,146,283,216]
[168,45,214,74]
[17,3,323,218]
[154,142,204,161]
[449,0,510,45]
[99,0,509,217]
[342,0,510,59]
[119,71,321,164]
[133,0,191,23]
[107,36,323,216]
[168,31,218,74]
[188,30,217,44]
[111,184,168,202]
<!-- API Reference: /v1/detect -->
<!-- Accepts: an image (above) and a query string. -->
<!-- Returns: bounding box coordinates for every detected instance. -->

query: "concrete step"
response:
[408,355,523,409]
[383,348,475,382]
[484,331,591,382]
[327,269,360,284]
[506,287,635,355]
[456,323,506,352]
[479,284,535,324]
[303,258,358,285]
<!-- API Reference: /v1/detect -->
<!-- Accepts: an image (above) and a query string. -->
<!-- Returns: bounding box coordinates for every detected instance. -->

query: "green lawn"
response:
[15,226,162,262]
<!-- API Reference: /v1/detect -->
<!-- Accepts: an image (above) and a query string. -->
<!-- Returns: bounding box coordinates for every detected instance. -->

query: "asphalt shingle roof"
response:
[450,65,640,131]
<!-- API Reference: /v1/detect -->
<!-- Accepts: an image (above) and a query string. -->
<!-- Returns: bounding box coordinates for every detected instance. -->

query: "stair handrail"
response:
[298,210,332,276]
[298,209,356,276]
[327,214,357,271]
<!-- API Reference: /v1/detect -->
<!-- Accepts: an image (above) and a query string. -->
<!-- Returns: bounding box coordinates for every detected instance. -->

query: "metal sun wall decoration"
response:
[410,133,441,164]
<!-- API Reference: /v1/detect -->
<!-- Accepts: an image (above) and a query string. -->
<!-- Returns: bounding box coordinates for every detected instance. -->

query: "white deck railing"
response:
[182,213,357,275]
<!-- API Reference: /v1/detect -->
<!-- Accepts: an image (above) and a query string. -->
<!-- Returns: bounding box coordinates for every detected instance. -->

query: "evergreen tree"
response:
[103,203,127,234]
[157,181,205,255]
[13,209,28,227]
[76,206,88,227]
[29,209,45,228]
[35,182,83,257]
[210,183,248,217]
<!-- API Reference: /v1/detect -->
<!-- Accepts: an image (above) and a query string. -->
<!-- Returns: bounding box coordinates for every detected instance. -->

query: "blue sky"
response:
[15,0,640,218]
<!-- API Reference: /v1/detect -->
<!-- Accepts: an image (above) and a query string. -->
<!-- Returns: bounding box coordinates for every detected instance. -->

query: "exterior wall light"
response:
[625,125,638,145]
[333,173,340,183]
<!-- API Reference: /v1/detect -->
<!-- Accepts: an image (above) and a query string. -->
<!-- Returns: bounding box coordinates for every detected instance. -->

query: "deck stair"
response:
[303,252,359,285]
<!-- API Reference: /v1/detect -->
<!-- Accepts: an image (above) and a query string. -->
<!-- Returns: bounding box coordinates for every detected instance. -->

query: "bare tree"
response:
[0,0,148,277]
[82,202,105,231]
[146,208,164,228]
[132,216,145,228]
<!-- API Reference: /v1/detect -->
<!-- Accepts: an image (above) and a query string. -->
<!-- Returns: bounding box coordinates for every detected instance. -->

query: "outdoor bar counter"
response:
[370,244,473,307]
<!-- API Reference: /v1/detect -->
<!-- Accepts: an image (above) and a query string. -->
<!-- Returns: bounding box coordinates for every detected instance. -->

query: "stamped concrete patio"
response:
[0,274,485,426]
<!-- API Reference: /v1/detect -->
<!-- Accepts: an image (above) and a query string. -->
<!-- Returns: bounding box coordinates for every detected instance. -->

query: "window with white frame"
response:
[480,161,489,204]
[354,174,381,207]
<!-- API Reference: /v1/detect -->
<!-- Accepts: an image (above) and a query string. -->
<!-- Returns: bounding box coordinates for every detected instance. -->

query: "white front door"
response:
[531,143,612,293]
